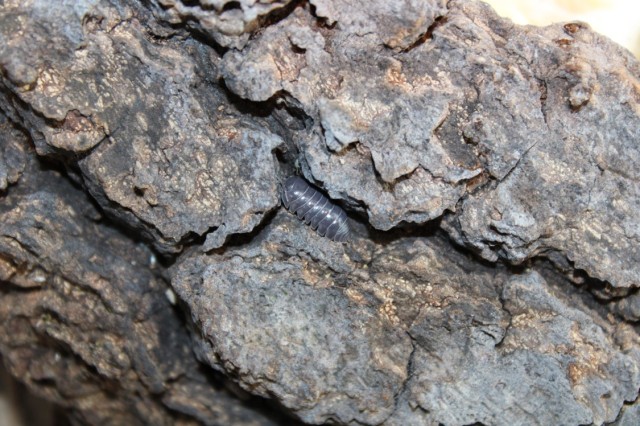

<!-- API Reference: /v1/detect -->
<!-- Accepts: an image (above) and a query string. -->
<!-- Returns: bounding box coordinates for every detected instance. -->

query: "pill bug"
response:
[281,176,350,242]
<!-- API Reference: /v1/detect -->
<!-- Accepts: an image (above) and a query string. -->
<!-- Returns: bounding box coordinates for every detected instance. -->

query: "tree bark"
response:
[1,0,639,425]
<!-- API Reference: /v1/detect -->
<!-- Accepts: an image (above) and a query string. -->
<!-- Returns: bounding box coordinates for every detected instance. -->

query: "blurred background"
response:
[0,360,65,426]
[1,1,639,426]
[485,0,640,57]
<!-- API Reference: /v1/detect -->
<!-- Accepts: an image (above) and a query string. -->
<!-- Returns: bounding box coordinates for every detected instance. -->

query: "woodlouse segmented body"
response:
[281,176,350,242]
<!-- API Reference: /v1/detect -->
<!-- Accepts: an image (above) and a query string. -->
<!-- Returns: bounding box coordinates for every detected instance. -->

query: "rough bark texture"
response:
[1,0,639,425]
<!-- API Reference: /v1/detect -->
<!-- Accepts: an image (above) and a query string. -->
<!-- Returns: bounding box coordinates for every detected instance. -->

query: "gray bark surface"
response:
[1,0,639,425]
